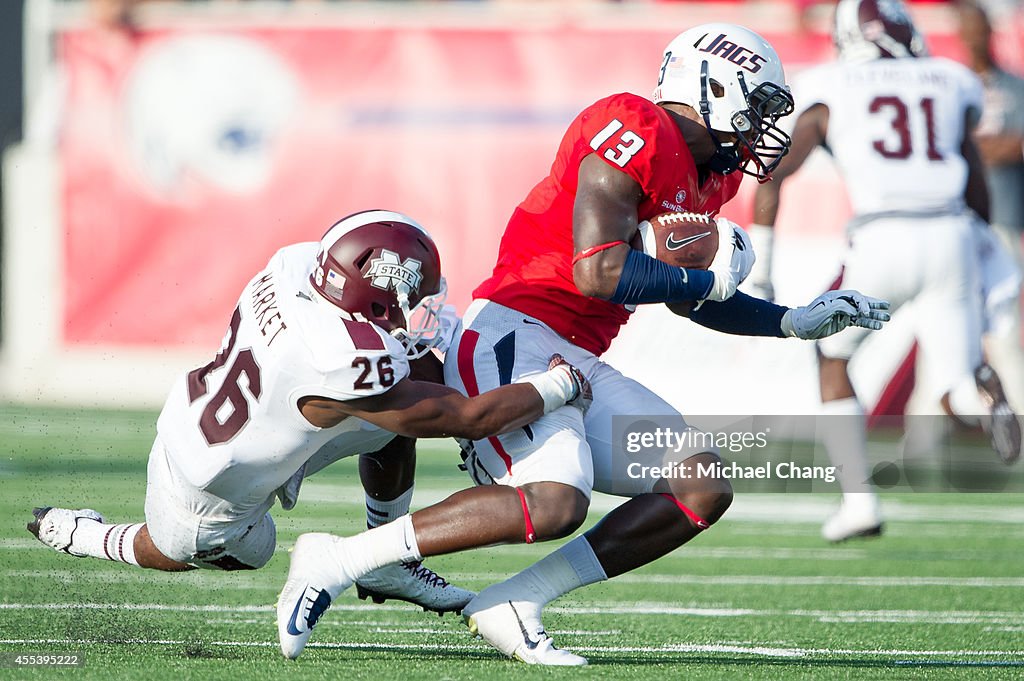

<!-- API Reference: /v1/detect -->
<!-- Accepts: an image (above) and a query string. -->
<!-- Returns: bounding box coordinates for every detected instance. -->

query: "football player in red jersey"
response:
[27,210,590,615]
[276,24,889,665]
[441,23,887,664]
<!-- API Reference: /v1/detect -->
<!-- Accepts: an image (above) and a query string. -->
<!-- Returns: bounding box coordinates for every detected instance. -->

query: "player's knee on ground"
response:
[521,482,590,541]
[133,525,195,571]
[149,512,277,571]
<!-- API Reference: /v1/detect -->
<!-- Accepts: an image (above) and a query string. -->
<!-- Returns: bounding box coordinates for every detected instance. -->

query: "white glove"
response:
[517,354,593,414]
[740,223,775,301]
[781,290,891,340]
[704,218,756,303]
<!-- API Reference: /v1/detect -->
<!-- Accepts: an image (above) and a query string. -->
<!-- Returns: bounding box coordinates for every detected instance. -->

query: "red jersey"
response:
[473,93,743,356]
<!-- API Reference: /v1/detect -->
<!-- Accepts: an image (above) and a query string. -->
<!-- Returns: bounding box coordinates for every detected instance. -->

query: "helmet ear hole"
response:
[371,302,387,318]
[709,80,725,98]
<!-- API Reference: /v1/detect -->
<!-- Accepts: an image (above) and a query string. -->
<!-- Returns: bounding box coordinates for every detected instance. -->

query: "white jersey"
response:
[794,57,983,216]
[157,243,410,511]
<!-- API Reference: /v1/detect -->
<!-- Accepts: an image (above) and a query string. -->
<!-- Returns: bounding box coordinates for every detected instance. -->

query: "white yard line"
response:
[6,569,1024,588]
[200,619,622,635]
[0,637,1021,661]
[446,573,1024,588]
[3,602,1023,625]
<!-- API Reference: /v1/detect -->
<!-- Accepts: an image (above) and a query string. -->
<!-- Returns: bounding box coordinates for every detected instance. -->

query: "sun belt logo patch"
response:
[365,250,423,295]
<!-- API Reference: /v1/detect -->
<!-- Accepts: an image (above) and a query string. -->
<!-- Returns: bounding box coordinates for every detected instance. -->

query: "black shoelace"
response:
[401,561,449,588]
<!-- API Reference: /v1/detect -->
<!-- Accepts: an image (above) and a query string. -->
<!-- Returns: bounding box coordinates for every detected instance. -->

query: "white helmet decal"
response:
[692,31,770,74]
[365,250,424,296]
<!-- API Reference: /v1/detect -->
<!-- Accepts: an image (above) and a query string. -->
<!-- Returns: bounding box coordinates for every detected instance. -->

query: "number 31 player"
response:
[27,210,590,615]
[277,24,891,665]
[748,0,1022,542]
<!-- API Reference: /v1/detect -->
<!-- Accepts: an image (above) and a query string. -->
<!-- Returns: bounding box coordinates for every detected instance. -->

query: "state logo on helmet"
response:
[653,23,794,182]
[310,209,447,358]
[833,0,927,63]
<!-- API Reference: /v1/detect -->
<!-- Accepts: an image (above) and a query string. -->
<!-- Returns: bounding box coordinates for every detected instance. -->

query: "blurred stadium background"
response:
[2,1,1024,677]
[1,0,1021,415]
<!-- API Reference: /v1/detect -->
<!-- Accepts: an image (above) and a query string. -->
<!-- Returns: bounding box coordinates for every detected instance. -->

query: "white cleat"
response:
[356,561,474,615]
[27,507,104,556]
[276,533,352,660]
[463,583,587,666]
[821,503,883,543]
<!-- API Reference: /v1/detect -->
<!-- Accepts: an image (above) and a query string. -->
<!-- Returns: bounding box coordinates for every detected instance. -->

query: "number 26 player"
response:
[28,210,591,615]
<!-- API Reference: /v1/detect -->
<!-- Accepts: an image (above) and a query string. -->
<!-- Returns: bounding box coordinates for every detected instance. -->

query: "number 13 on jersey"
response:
[590,118,646,168]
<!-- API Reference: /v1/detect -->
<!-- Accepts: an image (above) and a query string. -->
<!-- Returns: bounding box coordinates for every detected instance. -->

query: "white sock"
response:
[820,397,877,504]
[947,374,987,427]
[334,514,421,580]
[71,520,144,566]
[366,486,414,529]
[505,536,608,605]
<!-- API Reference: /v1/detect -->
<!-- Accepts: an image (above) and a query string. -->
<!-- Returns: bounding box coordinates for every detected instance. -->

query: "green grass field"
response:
[2,405,1024,680]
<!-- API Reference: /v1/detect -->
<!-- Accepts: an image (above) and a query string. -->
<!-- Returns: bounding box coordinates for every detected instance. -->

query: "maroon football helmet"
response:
[310,209,446,358]
[833,0,926,62]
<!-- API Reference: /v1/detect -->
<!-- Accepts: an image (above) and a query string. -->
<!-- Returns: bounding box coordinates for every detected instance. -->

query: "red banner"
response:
[59,21,993,348]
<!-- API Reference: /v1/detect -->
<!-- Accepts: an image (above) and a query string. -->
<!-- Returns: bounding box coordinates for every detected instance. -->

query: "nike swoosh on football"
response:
[665,231,712,251]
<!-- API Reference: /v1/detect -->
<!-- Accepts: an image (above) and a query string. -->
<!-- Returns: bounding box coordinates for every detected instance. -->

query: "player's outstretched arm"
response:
[676,289,890,340]
[780,290,891,340]
[301,356,590,441]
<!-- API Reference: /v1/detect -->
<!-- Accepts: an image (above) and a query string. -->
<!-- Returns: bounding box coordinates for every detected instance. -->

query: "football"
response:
[632,211,719,270]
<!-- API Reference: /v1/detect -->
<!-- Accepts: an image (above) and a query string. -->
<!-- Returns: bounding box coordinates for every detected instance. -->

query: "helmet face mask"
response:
[653,23,794,182]
[732,79,794,179]
[310,209,445,358]
[391,277,448,360]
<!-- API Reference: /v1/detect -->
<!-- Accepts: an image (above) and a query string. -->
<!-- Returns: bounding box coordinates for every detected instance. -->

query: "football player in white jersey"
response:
[27,210,591,616]
[746,0,1022,542]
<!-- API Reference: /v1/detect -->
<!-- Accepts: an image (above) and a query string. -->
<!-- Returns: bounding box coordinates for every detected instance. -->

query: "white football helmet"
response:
[653,23,794,181]
[833,0,927,63]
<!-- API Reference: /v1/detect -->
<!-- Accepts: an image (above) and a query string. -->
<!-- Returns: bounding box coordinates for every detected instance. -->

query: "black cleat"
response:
[26,506,54,539]
[975,364,1022,465]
